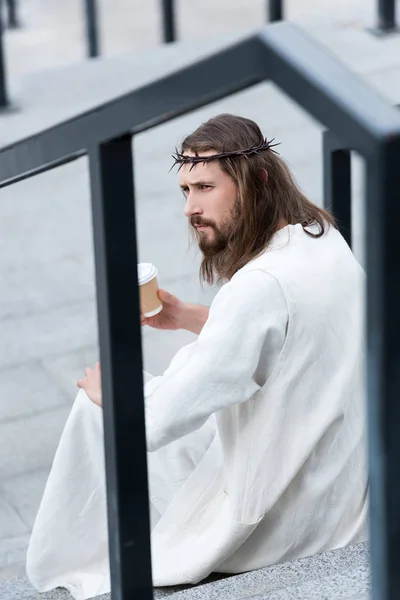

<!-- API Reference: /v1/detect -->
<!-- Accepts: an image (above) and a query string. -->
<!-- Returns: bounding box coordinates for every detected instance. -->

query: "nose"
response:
[183,191,203,218]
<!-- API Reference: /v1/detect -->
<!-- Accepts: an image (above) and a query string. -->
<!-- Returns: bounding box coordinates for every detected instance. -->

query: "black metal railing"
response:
[161,0,284,43]
[376,0,398,33]
[0,0,20,108]
[268,0,283,23]
[161,0,176,43]
[84,0,100,57]
[160,0,400,43]
[1,0,398,109]
[1,21,400,600]
[4,0,19,29]
[0,9,8,107]
[323,130,352,248]
[323,103,400,248]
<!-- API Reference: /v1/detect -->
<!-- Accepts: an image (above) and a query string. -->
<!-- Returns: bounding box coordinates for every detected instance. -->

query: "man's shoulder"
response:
[231,250,284,284]
[208,268,288,325]
[212,266,286,314]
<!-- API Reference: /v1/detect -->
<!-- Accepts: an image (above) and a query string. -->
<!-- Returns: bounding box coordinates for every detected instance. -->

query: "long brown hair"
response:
[180,114,336,285]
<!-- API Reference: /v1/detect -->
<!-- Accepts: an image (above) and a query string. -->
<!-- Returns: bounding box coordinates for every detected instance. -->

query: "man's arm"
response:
[145,270,288,452]
[77,271,287,442]
[182,303,210,335]
[78,297,210,405]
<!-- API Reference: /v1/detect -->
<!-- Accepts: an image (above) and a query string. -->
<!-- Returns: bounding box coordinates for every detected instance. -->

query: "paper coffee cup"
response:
[138,263,163,318]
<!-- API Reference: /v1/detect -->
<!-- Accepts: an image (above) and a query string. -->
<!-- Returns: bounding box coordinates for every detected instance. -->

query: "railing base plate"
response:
[0,102,19,115]
[368,25,400,37]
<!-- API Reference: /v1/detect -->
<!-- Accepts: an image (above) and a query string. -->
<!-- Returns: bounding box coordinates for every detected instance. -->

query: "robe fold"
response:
[26,223,368,599]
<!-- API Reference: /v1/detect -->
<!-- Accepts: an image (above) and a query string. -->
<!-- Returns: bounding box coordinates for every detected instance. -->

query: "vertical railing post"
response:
[366,134,400,600]
[322,130,352,247]
[0,9,9,108]
[161,0,176,43]
[84,0,100,58]
[370,0,398,35]
[5,0,19,29]
[89,136,153,600]
[377,0,397,32]
[267,0,283,22]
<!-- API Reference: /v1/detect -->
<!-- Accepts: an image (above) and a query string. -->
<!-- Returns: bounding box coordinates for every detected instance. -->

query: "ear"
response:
[260,168,268,183]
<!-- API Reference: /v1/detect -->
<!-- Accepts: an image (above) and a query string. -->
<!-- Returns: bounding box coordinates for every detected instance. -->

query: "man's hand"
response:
[141,289,186,330]
[141,289,209,335]
[77,361,102,407]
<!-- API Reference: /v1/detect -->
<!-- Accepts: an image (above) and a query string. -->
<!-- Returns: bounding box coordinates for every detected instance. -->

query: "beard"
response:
[191,219,230,256]
[190,200,240,258]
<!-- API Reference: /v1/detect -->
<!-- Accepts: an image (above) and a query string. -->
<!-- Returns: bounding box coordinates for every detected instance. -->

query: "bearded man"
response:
[26,114,368,600]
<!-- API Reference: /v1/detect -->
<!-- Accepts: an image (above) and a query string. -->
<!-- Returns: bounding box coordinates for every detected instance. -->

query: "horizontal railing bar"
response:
[322,130,349,153]
[0,38,262,185]
[320,105,400,155]
[0,150,86,189]
[258,24,400,153]
[1,24,400,187]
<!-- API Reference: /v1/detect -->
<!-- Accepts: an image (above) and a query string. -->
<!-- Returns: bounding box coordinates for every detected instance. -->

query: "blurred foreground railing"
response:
[1,21,400,600]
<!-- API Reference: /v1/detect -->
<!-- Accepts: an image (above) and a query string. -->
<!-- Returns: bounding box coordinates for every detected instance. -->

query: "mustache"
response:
[190,216,216,229]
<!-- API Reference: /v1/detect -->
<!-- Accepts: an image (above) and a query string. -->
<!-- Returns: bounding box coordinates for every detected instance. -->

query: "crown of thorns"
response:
[170,137,281,171]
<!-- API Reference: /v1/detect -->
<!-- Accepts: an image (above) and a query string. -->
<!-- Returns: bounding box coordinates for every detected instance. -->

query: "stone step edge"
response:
[0,541,368,600]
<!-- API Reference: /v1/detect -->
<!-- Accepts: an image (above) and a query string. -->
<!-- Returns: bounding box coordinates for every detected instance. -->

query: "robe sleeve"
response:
[145,269,288,452]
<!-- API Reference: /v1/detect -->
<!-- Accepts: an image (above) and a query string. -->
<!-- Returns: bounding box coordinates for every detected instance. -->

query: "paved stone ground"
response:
[0,0,399,586]
[0,542,371,599]
[2,0,377,81]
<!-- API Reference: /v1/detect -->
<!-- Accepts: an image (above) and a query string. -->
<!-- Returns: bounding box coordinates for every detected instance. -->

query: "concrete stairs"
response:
[0,542,369,599]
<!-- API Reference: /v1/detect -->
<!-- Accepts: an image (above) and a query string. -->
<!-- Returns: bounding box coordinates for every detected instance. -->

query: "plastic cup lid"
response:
[138,263,158,285]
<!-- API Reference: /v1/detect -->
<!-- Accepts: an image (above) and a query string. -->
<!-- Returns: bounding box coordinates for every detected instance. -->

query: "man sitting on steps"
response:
[26,114,368,600]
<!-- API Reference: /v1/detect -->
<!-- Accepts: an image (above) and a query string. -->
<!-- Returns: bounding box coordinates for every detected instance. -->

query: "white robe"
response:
[26,223,368,599]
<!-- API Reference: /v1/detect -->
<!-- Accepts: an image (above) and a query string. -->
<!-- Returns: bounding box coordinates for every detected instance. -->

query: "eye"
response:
[199,184,212,190]
[181,186,189,196]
